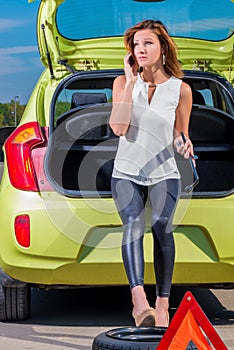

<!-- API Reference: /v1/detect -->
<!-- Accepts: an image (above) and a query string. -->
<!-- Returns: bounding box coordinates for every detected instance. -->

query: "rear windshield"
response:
[56,0,234,41]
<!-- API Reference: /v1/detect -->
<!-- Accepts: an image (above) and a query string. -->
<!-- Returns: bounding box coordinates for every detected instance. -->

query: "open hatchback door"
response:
[37,0,234,83]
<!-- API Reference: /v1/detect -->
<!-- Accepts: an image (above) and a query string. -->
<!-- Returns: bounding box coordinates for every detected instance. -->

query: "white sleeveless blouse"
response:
[112,74,182,185]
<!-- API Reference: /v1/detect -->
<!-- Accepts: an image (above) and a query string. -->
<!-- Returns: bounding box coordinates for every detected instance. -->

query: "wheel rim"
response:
[106,326,166,342]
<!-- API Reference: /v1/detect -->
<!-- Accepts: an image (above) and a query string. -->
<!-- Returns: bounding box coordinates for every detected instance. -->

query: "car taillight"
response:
[5,122,46,191]
[15,215,30,248]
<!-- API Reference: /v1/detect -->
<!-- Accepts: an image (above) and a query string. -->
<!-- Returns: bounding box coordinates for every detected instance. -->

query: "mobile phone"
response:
[128,55,135,67]
[181,132,199,193]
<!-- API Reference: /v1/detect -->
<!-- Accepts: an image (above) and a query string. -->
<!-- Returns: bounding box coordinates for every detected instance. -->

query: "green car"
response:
[0,0,234,321]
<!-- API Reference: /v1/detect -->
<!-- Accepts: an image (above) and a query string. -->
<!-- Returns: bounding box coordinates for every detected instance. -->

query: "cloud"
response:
[0,56,30,76]
[170,17,234,35]
[0,46,39,76]
[0,46,38,55]
[0,19,25,32]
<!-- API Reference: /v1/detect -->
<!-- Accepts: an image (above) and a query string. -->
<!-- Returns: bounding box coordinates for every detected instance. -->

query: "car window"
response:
[216,85,234,116]
[56,0,234,41]
[54,88,112,126]
[187,78,234,116]
[197,89,212,107]
[54,76,234,128]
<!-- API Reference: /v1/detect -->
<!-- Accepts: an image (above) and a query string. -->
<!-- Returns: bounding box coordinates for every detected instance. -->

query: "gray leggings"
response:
[111,177,181,297]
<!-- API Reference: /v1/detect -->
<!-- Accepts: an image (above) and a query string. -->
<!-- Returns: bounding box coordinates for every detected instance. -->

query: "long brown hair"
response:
[124,19,183,79]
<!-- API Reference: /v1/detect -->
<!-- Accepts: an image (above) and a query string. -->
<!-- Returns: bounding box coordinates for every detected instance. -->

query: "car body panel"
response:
[0,177,233,285]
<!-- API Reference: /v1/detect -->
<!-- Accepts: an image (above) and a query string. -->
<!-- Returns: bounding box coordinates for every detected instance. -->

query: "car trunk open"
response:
[38,0,234,197]
[44,70,234,198]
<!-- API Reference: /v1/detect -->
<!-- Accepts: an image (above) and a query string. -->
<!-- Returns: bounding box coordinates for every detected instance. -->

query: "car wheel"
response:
[0,284,31,321]
[92,327,166,350]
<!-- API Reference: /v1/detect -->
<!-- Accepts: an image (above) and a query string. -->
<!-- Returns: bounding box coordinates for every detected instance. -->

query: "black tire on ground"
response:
[0,284,31,321]
[92,327,166,350]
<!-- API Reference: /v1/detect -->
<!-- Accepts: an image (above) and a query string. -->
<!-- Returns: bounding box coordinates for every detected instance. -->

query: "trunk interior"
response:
[45,73,234,198]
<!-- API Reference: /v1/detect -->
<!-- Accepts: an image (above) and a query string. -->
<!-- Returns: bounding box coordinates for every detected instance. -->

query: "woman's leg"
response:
[111,178,153,322]
[149,179,181,326]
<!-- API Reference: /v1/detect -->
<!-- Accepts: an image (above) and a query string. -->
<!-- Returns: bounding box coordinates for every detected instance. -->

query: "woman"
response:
[109,20,194,327]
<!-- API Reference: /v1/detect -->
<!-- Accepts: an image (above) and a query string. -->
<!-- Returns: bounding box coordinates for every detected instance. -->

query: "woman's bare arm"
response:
[109,53,137,136]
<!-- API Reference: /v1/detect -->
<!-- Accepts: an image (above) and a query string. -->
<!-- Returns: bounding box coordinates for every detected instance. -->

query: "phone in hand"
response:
[181,132,199,193]
[128,55,135,67]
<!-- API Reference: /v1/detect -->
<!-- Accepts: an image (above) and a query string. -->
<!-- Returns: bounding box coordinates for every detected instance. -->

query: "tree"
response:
[0,113,4,127]
[0,102,26,126]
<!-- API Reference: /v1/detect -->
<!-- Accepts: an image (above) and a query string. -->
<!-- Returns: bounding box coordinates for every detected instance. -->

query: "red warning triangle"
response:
[157,291,228,350]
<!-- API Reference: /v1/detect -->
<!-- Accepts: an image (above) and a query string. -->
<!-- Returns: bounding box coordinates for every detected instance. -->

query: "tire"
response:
[0,284,31,321]
[92,327,166,350]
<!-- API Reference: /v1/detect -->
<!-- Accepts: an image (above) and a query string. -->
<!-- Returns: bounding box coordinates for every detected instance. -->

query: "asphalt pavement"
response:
[0,286,233,349]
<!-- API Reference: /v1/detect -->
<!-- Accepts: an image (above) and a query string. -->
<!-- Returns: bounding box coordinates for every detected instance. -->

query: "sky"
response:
[0,0,43,105]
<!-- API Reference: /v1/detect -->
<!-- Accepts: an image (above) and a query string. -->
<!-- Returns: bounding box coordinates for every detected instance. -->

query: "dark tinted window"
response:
[186,78,234,116]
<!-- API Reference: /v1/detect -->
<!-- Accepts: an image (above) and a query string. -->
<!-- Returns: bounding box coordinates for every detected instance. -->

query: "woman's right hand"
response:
[109,55,137,137]
[124,52,137,81]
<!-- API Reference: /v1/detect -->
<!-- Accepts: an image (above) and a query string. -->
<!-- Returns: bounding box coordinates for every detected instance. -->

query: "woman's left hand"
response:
[174,135,195,162]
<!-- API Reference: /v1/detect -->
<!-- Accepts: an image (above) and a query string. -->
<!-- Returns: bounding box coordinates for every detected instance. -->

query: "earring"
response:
[162,54,166,65]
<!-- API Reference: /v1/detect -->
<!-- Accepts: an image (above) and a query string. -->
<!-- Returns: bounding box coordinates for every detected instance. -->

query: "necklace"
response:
[141,73,157,87]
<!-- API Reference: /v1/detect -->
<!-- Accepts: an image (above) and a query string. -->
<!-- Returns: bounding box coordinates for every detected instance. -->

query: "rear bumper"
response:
[1,258,234,288]
[0,188,233,287]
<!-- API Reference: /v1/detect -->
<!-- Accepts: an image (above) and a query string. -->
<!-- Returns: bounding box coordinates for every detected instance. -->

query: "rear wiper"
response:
[58,59,76,74]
